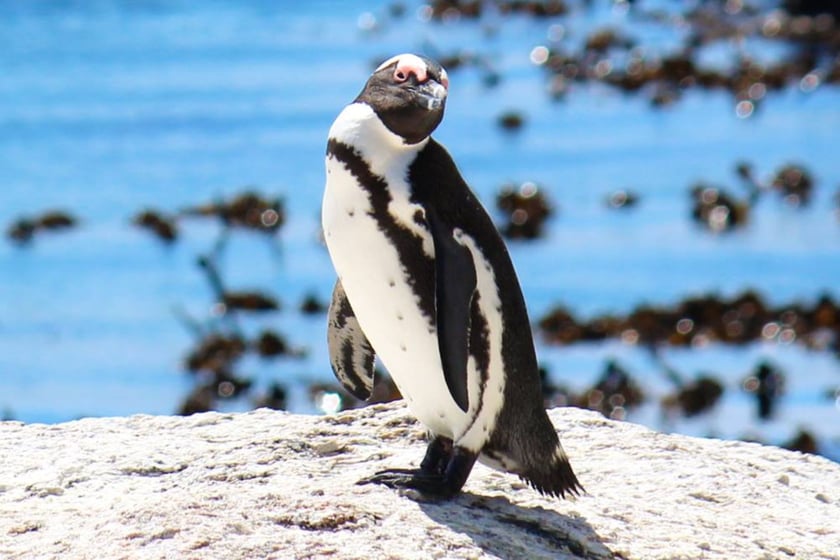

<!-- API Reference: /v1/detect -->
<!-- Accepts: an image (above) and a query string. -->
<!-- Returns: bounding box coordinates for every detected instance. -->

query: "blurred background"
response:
[1,0,838,461]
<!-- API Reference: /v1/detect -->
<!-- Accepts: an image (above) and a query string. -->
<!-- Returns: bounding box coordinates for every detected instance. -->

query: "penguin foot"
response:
[357,468,458,498]
[420,435,453,475]
[358,446,477,499]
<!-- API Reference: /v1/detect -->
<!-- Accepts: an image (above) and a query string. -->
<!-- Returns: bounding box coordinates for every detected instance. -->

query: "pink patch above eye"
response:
[377,54,449,89]
[393,56,428,84]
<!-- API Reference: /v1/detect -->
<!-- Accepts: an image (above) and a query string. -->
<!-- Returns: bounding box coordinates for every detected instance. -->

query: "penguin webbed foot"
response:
[358,468,458,498]
[359,444,476,500]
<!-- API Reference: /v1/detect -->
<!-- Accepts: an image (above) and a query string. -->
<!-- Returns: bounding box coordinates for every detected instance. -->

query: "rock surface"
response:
[0,402,838,559]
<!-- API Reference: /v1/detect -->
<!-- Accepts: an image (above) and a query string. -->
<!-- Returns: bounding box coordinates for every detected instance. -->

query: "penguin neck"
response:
[328,102,428,172]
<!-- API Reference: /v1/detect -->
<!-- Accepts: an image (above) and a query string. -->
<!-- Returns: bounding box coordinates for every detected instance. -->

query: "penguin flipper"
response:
[427,209,476,413]
[327,279,376,400]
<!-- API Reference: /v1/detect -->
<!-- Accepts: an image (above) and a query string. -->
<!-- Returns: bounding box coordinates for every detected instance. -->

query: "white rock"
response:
[0,402,837,559]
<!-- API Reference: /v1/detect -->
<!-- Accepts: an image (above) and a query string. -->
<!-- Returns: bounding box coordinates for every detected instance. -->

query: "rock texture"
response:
[0,402,838,560]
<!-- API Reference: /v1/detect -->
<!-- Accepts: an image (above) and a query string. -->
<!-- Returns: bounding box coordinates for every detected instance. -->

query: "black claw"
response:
[358,467,420,482]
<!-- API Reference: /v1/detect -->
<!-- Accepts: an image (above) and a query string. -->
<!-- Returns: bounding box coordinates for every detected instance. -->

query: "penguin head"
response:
[355,53,449,145]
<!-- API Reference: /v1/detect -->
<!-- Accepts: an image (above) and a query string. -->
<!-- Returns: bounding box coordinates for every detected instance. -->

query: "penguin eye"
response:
[393,69,408,83]
[438,72,449,90]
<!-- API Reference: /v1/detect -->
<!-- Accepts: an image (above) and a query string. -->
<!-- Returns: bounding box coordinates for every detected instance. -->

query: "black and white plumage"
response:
[322,53,582,499]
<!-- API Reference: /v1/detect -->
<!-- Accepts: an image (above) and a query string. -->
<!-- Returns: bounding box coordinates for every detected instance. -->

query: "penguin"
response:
[322,53,582,499]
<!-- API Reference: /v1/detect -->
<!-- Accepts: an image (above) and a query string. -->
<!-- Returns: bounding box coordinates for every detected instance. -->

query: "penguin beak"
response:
[415,79,447,111]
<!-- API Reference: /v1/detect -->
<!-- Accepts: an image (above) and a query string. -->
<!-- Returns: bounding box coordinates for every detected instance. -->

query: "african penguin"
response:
[322,53,582,499]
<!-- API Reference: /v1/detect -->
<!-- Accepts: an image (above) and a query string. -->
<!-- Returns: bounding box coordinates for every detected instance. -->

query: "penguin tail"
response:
[520,446,584,499]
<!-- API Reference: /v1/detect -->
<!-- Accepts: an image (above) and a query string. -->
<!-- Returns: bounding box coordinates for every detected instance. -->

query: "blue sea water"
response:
[0,1,838,458]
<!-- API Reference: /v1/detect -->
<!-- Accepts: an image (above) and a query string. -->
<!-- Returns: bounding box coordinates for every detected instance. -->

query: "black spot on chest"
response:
[327,139,435,322]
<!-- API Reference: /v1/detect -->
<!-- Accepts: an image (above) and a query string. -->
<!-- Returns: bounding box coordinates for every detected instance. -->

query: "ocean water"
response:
[1,1,838,459]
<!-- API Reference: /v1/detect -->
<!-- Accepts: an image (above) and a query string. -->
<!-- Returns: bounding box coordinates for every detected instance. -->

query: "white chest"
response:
[321,103,509,452]
[323,159,468,436]
[322,106,466,437]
